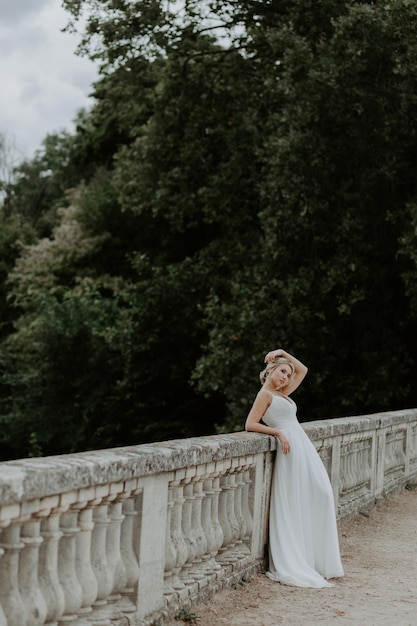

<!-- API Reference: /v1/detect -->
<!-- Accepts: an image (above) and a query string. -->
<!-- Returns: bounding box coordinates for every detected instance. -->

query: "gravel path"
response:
[171,487,417,626]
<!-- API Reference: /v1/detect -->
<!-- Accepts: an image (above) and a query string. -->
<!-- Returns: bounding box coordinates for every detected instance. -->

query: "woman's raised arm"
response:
[264,348,308,394]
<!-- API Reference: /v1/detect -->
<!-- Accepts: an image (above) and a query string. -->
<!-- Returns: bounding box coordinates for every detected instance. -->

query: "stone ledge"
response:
[303,408,417,439]
[1,409,416,506]
[0,432,273,505]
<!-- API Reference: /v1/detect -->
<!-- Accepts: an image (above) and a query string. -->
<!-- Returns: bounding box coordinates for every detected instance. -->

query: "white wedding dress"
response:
[262,393,344,588]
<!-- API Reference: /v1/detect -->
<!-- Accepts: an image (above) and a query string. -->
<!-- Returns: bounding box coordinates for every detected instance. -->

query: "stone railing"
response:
[0,408,417,626]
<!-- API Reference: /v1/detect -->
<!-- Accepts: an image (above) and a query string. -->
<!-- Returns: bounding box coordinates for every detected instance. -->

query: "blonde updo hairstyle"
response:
[259,357,295,385]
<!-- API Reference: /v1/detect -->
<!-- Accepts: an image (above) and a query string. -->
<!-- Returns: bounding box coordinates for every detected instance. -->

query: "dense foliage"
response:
[1,0,417,460]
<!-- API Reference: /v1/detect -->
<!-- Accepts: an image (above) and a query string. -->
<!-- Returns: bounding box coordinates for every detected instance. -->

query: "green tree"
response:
[196,0,417,425]
[3,131,83,236]
[3,0,417,460]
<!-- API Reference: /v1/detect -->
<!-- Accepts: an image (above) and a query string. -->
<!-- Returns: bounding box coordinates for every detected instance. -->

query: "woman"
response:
[245,348,344,588]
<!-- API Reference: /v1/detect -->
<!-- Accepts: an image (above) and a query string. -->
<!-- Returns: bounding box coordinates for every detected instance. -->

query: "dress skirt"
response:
[262,394,344,588]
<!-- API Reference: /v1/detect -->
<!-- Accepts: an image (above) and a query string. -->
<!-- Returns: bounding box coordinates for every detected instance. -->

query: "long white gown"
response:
[262,393,344,588]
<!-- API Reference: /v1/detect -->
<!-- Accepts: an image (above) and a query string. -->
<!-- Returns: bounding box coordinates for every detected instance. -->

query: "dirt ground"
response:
[171,487,417,626]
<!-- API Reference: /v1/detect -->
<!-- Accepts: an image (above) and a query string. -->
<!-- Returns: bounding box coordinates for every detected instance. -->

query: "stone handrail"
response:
[0,408,416,626]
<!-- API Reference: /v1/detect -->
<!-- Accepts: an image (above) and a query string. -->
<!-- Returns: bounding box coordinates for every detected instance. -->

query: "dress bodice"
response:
[262,394,299,430]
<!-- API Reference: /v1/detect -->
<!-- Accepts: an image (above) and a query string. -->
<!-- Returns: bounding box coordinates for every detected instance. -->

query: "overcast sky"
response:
[0,0,99,160]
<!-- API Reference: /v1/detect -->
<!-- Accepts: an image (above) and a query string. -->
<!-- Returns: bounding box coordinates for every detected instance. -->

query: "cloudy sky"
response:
[0,0,99,160]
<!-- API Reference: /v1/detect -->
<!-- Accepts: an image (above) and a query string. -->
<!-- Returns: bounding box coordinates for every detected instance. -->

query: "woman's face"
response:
[269,364,293,390]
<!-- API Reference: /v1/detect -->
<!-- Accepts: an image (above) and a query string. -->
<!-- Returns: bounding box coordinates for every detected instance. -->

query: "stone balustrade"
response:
[0,408,417,626]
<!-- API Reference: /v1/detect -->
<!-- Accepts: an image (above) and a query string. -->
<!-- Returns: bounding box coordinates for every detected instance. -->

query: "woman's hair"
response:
[259,357,295,385]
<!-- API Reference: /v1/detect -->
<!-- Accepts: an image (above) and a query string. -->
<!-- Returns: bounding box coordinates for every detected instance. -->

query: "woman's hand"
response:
[265,349,284,363]
[277,433,290,454]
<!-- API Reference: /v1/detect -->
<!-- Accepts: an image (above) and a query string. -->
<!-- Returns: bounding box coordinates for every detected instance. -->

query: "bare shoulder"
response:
[255,387,273,406]
[246,387,273,429]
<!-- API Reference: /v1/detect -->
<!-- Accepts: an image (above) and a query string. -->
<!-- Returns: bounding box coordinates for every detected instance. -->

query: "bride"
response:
[245,348,344,588]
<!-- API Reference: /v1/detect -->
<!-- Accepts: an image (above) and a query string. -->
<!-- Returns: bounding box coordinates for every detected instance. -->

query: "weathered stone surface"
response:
[0,432,274,505]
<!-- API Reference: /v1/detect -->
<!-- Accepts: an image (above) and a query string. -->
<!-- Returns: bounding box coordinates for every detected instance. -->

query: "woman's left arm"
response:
[264,348,308,394]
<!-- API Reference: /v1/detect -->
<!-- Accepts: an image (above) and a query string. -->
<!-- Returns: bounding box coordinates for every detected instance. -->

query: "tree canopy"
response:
[1,0,417,460]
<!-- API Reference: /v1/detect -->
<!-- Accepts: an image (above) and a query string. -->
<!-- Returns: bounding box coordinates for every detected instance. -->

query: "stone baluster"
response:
[390,430,402,471]
[163,488,177,597]
[218,468,239,552]
[200,476,215,560]
[58,508,90,626]
[210,474,224,564]
[20,517,48,625]
[412,423,417,456]
[351,440,359,490]
[347,442,355,491]
[340,443,350,492]
[358,438,366,488]
[345,442,352,492]
[363,438,369,474]
[361,439,368,482]
[387,432,396,473]
[0,522,28,625]
[349,440,358,491]
[118,489,140,611]
[324,445,332,476]
[365,438,372,483]
[73,501,98,622]
[38,508,66,626]
[106,489,128,615]
[0,540,9,626]
[396,430,406,465]
[169,479,188,590]
[393,430,401,464]
[339,443,346,490]
[181,478,198,584]
[189,476,208,576]
[233,468,247,545]
[89,498,113,625]
[217,470,232,552]
[353,440,361,489]
[131,490,143,559]
[201,472,222,575]
[356,439,365,487]
[241,466,254,543]
[225,470,241,555]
